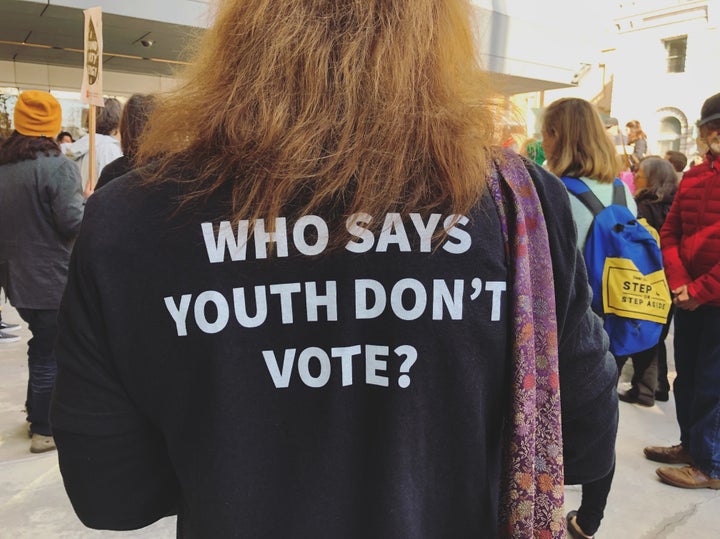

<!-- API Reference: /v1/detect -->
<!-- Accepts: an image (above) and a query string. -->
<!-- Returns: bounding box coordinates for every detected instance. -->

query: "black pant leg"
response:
[576,461,615,536]
[16,308,58,436]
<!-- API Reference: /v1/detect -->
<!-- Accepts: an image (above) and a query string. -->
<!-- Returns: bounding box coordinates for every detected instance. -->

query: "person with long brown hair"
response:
[0,90,84,453]
[51,2,617,537]
[96,93,157,189]
[625,120,648,171]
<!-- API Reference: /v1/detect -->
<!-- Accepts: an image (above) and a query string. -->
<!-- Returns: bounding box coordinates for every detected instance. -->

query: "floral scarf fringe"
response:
[490,149,565,538]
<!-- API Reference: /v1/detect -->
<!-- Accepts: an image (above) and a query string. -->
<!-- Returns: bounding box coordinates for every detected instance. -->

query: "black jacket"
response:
[52,161,617,537]
[635,188,676,233]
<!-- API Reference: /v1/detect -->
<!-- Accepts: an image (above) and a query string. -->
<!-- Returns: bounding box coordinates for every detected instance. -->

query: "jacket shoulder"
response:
[30,152,81,180]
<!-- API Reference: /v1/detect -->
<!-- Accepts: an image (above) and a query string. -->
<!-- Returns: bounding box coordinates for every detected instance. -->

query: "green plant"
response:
[0,94,13,138]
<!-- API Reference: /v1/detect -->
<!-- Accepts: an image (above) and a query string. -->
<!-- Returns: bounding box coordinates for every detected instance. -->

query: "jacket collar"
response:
[705,151,720,170]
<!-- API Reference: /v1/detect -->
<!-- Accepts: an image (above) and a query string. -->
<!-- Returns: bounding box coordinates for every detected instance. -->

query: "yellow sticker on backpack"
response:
[602,257,672,323]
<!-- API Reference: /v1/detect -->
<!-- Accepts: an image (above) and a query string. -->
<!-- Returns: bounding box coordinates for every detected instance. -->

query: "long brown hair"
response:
[542,98,622,183]
[625,120,647,143]
[138,0,496,239]
[119,94,157,159]
[0,131,61,165]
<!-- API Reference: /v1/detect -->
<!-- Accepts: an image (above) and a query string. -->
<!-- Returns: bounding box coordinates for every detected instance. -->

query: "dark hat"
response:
[697,92,720,127]
[602,115,619,128]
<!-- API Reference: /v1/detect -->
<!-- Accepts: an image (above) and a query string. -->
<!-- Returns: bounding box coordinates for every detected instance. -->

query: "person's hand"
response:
[672,284,701,311]
[83,182,95,199]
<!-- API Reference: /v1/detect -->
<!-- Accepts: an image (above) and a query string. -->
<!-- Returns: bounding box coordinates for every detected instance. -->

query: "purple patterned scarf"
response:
[489,149,565,538]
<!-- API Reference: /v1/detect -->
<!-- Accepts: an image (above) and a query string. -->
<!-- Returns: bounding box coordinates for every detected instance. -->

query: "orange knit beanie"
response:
[14,90,62,137]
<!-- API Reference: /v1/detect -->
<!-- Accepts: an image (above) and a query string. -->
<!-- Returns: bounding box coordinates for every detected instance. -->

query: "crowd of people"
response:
[536,92,720,537]
[0,1,719,537]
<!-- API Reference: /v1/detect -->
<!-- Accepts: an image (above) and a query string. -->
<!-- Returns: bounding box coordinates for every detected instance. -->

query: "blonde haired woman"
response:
[543,98,637,251]
[51,3,617,537]
[543,97,631,538]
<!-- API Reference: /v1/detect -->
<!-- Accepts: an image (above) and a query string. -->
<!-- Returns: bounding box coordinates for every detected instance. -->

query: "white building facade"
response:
[609,0,720,159]
[537,0,720,161]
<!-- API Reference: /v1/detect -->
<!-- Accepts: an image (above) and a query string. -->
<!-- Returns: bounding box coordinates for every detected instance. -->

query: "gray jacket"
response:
[0,152,84,309]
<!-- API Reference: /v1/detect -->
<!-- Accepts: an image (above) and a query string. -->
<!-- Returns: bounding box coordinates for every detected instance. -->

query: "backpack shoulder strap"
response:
[561,176,605,217]
[611,178,628,208]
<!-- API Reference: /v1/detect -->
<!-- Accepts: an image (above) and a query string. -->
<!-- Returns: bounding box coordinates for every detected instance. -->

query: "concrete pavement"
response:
[1,303,718,537]
[0,305,175,538]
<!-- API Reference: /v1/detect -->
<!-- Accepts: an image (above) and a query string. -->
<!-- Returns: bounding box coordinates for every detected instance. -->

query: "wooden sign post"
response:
[87,104,97,190]
[80,7,103,193]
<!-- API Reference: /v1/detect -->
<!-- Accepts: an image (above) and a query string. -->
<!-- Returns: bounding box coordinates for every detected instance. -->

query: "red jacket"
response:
[661,152,720,305]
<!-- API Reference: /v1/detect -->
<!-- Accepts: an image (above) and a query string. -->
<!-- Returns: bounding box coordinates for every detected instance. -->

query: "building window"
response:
[658,117,682,154]
[664,37,687,73]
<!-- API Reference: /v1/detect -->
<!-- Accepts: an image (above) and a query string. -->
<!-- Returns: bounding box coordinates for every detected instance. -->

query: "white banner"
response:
[80,7,103,107]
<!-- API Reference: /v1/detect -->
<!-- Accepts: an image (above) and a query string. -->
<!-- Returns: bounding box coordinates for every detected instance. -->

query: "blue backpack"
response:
[562,177,672,357]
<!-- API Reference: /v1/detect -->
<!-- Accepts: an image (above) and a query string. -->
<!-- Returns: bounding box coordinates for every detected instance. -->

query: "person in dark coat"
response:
[96,94,157,189]
[50,2,617,537]
[617,156,678,406]
[0,91,85,453]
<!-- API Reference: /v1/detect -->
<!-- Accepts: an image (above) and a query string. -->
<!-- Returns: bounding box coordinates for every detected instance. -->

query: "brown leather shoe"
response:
[656,465,720,489]
[566,511,593,538]
[618,388,654,407]
[643,443,693,464]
